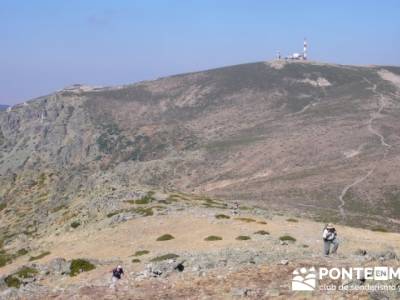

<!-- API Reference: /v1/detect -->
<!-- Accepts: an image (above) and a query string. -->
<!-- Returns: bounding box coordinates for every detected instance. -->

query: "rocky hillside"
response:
[1,61,400,242]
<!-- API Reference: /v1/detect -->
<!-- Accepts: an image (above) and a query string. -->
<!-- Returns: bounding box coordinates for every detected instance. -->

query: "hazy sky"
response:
[1,0,399,104]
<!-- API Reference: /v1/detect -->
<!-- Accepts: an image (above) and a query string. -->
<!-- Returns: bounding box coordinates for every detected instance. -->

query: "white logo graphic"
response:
[292,267,317,291]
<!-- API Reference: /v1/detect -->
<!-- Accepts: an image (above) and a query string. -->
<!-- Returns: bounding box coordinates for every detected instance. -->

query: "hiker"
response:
[110,265,124,289]
[231,201,239,216]
[323,223,339,256]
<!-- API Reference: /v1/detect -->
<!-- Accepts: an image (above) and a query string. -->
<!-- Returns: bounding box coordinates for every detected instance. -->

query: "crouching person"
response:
[323,223,339,256]
[110,265,124,289]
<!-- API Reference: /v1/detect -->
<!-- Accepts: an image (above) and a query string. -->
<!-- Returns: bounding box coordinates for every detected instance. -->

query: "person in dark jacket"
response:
[322,223,339,256]
[110,265,124,289]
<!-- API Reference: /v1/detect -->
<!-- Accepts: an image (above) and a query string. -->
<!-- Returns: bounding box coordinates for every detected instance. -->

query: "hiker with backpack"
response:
[323,223,339,256]
[110,265,124,289]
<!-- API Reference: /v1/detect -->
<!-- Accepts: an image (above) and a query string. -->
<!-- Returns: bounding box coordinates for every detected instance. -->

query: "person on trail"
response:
[232,201,240,216]
[323,223,339,256]
[110,265,124,289]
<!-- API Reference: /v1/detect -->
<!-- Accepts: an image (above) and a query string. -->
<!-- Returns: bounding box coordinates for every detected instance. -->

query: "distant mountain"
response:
[1,60,400,239]
[0,104,9,111]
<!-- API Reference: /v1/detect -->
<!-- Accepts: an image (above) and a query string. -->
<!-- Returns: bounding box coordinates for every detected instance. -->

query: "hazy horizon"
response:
[1,0,399,105]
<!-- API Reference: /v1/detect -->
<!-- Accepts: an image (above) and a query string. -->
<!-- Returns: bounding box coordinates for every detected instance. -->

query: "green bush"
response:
[215,214,230,219]
[150,253,179,262]
[156,234,175,241]
[279,235,296,242]
[17,248,28,256]
[236,235,251,240]
[69,259,96,277]
[133,250,149,256]
[257,221,267,225]
[29,251,51,261]
[0,203,6,211]
[204,235,223,241]
[0,251,12,267]
[71,221,81,228]
[371,226,388,232]
[132,259,141,263]
[286,218,298,223]
[254,230,269,235]
[15,266,38,278]
[5,275,20,288]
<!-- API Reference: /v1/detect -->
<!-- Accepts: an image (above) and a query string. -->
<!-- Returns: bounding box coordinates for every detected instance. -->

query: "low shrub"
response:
[132,259,141,263]
[156,234,175,241]
[150,253,179,262]
[70,221,81,229]
[286,218,298,223]
[29,251,51,261]
[236,235,251,240]
[69,259,96,277]
[254,230,269,235]
[133,250,150,256]
[17,248,28,256]
[257,221,268,225]
[279,235,296,242]
[215,214,230,219]
[5,275,20,288]
[371,226,388,232]
[204,235,223,241]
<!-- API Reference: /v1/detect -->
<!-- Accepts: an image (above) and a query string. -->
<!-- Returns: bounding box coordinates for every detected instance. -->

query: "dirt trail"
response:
[338,79,392,219]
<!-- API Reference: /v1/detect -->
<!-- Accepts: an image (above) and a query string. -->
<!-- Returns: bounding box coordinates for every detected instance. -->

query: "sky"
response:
[1,0,399,105]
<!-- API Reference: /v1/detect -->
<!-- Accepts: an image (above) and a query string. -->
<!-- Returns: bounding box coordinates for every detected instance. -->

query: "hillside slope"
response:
[1,61,400,243]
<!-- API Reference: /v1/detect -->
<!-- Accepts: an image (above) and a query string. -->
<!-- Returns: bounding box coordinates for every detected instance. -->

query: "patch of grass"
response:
[0,203,6,211]
[70,221,81,228]
[29,251,51,261]
[215,214,230,219]
[371,226,388,232]
[156,234,175,241]
[133,250,150,256]
[234,217,256,223]
[302,244,309,248]
[132,258,141,263]
[279,235,296,242]
[17,248,28,256]
[150,253,179,262]
[0,250,12,267]
[286,218,298,223]
[132,207,153,216]
[107,211,122,218]
[124,200,136,205]
[51,205,67,213]
[236,235,251,241]
[5,275,21,288]
[204,235,223,241]
[15,266,38,278]
[257,221,267,225]
[254,230,269,235]
[135,192,155,205]
[69,259,96,277]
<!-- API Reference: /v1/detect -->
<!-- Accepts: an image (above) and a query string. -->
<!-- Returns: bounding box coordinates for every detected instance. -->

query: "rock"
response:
[278,259,289,265]
[376,251,397,261]
[354,249,367,256]
[44,258,71,275]
[0,288,19,300]
[231,287,251,297]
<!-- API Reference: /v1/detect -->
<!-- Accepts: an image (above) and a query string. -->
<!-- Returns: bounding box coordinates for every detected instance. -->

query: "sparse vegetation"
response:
[156,234,175,241]
[286,218,298,223]
[133,250,150,256]
[69,259,96,277]
[279,235,296,242]
[17,248,28,256]
[29,251,51,261]
[234,217,256,223]
[371,226,388,232]
[204,235,223,241]
[132,258,141,263]
[5,275,21,288]
[215,214,230,219]
[257,221,267,225]
[254,230,269,235]
[70,221,81,228]
[16,266,38,278]
[236,235,251,240]
[107,211,122,218]
[132,207,153,216]
[0,203,6,211]
[150,253,179,262]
